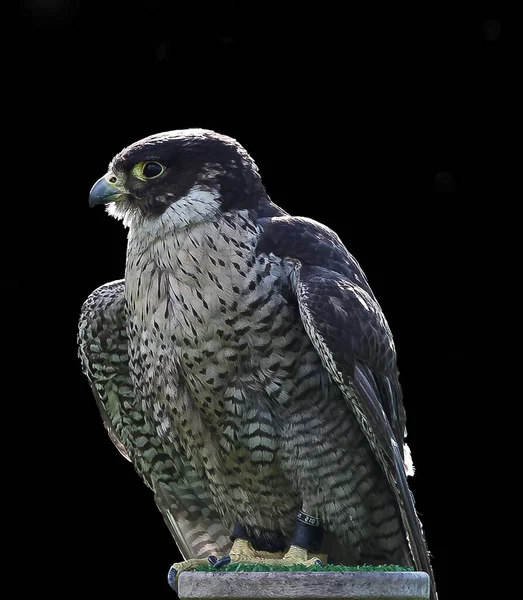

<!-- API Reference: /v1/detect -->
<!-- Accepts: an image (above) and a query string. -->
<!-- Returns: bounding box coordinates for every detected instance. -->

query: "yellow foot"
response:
[280,544,327,567]
[167,540,327,590]
[214,539,327,568]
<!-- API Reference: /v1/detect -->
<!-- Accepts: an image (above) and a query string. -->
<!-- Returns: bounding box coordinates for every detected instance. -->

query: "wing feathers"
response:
[78,279,230,560]
[256,216,436,599]
[294,263,437,600]
[78,279,132,461]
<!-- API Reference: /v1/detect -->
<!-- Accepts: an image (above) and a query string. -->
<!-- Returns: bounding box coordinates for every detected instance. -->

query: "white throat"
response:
[107,186,222,242]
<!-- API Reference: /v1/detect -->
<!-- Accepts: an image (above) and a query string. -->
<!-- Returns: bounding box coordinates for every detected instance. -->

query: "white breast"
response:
[124,209,285,348]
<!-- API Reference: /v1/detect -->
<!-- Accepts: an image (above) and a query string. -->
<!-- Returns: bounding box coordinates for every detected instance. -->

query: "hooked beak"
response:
[89,175,126,207]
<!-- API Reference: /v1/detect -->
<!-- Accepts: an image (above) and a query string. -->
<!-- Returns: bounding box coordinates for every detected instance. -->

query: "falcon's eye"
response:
[132,161,165,180]
[142,161,164,179]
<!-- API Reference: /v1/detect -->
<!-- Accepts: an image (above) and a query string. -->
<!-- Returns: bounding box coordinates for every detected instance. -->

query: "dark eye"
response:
[142,161,164,178]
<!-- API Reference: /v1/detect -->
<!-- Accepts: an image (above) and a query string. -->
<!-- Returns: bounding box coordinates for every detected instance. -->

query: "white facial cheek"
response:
[106,185,221,235]
[148,187,221,233]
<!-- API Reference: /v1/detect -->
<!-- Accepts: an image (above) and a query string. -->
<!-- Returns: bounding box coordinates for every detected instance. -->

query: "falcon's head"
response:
[89,129,267,231]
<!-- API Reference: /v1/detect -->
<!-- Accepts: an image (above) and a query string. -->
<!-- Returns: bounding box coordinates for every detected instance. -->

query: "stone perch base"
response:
[177,571,430,599]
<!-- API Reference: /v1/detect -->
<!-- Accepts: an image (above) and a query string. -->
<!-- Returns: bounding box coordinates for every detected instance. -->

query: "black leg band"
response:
[290,510,323,552]
[230,521,287,552]
[230,521,251,542]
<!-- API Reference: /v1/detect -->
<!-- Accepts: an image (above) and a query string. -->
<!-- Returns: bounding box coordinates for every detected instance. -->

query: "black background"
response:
[12,1,514,598]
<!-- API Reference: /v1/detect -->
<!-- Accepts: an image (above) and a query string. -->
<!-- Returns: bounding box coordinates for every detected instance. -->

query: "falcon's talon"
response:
[213,555,232,568]
[167,558,210,585]
[167,566,177,590]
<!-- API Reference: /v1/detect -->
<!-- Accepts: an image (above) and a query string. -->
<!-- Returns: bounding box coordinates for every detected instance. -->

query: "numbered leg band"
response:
[290,510,323,552]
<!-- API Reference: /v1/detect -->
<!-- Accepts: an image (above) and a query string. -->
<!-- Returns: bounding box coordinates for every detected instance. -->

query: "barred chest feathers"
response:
[123,210,302,421]
[125,209,290,331]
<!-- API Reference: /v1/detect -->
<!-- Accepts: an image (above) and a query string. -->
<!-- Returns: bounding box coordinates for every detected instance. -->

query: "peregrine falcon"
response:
[78,129,437,598]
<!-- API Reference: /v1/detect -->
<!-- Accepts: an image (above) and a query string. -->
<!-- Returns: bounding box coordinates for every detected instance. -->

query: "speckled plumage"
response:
[78,129,436,598]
